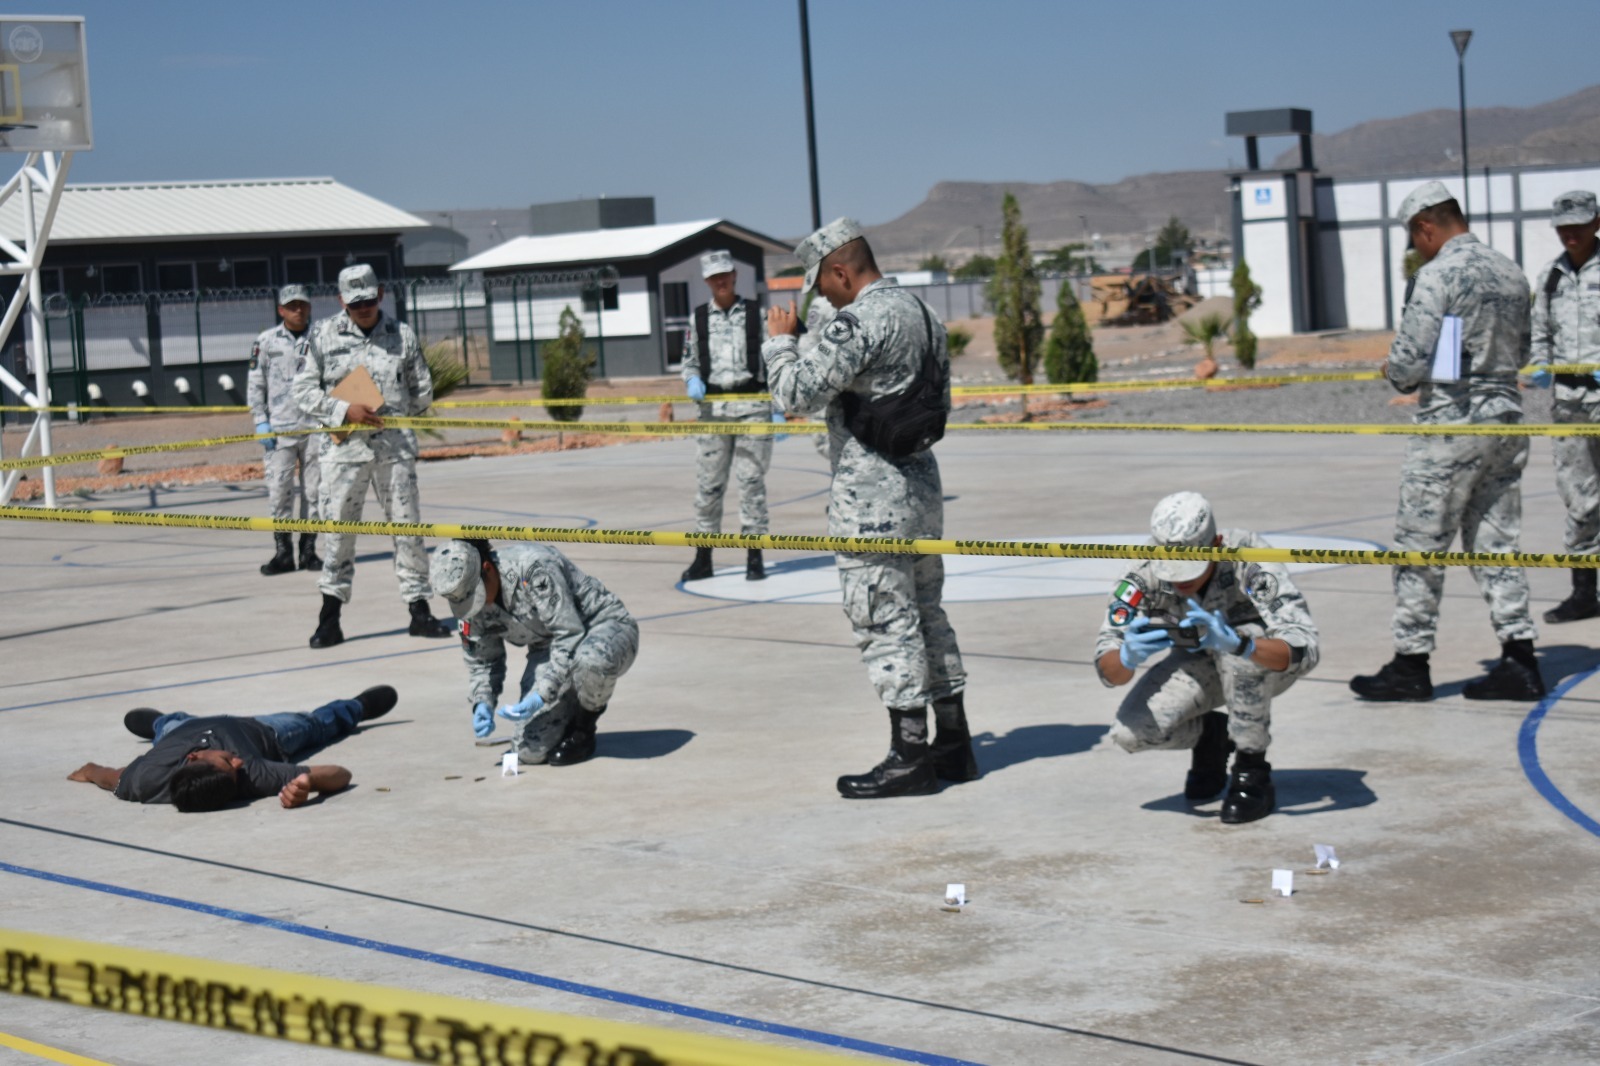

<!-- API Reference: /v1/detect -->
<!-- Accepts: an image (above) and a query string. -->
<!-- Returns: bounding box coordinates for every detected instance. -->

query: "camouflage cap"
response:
[276,284,310,307]
[1148,491,1217,583]
[429,542,485,620]
[1551,190,1598,227]
[700,250,734,278]
[1395,181,1455,225]
[795,217,864,292]
[337,264,380,303]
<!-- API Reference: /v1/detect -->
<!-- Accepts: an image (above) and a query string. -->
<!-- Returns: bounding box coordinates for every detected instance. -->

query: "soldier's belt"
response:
[1,504,1596,567]
[6,417,1600,473]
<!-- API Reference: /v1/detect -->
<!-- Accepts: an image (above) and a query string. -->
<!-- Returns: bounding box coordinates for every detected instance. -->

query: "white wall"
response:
[1242,221,1293,337]
[1335,227,1387,330]
[490,275,650,343]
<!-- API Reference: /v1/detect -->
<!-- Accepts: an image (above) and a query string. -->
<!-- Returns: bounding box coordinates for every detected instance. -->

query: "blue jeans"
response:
[152,699,364,759]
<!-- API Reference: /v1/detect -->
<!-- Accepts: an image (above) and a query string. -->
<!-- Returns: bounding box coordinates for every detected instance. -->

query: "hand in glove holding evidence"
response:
[497,691,544,721]
[1118,615,1173,670]
[1184,598,1254,658]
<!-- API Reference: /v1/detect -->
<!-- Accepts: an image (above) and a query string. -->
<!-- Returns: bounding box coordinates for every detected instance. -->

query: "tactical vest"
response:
[694,299,764,394]
[1546,265,1591,389]
[839,297,948,459]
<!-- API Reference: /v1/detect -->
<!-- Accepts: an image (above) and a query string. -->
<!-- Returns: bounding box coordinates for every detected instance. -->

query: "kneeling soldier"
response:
[431,540,639,766]
[1095,492,1320,824]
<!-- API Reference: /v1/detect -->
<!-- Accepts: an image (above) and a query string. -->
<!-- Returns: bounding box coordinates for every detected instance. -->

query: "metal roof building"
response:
[5,177,428,412]
[449,218,790,381]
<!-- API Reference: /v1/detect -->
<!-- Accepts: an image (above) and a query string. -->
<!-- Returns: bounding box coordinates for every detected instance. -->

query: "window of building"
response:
[661,281,689,319]
[38,267,62,295]
[198,259,233,290]
[284,257,320,285]
[157,262,197,292]
[581,284,619,312]
[664,328,686,368]
[232,259,270,288]
[100,264,142,294]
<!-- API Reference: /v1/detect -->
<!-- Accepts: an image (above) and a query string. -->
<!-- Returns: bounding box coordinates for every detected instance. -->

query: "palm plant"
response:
[1180,312,1230,360]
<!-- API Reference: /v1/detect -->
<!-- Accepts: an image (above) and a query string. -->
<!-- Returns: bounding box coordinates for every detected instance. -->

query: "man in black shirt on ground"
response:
[67,686,396,811]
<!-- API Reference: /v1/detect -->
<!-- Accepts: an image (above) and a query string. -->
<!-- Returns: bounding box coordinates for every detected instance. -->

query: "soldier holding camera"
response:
[1094,492,1319,824]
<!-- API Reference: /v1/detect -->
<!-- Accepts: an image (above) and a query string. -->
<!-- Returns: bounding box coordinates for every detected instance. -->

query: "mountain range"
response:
[858,83,1600,268]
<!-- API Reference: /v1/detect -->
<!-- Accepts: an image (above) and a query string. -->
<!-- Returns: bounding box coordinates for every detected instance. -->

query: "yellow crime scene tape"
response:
[4,365,1594,417]
[0,929,865,1065]
[11,417,1600,474]
[1,504,1596,568]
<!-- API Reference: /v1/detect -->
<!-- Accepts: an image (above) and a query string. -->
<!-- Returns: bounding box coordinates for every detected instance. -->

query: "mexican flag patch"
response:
[1113,579,1144,608]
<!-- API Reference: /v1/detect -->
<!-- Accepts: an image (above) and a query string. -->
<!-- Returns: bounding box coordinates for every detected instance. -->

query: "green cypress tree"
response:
[1043,280,1097,384]
[1230,261,1263,370]
[987,192,1044,382]
[541,305,593,422]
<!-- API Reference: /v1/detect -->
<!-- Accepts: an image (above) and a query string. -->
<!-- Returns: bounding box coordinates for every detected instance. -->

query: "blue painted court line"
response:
[0,861,983,1066]
[1518,664,1600,839]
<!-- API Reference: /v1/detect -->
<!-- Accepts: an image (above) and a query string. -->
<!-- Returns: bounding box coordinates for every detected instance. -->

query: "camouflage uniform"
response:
[291,309,435,604]
[247,322,322,523]
[681,300,773,534]
[763,277,966,711]
[1095,531,1319,753]
[454,544,638,764]
[1529,235,1600,555]
[1384,231,1537,653]
[801,293,836,460]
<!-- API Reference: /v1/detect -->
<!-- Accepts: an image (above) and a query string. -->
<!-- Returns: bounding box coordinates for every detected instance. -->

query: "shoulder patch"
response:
[1242,563,1279,603]
[823,311,859,345]
[248,342,259,371]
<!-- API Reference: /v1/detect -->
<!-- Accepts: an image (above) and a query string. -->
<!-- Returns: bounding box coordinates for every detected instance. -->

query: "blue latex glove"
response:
[1118,615,1173,670]
[1185,598,1253,657]
[497,690,543,721]
[686,377,707,401]
[256,422,275,451]
[1528,368,1553,389]
[471,701,494,739]
[770,408,788,442]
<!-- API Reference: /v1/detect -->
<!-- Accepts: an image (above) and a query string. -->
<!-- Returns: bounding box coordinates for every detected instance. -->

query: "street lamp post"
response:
[1451,29,1473,222]
[798,0,822,231]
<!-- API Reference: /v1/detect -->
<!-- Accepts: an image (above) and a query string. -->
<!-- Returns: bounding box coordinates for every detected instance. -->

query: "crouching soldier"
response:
[1094,492,1320,824]
[430,540,639,766]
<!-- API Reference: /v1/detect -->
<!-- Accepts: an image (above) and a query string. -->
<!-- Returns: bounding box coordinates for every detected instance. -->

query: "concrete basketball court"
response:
[3,427,1600,1065]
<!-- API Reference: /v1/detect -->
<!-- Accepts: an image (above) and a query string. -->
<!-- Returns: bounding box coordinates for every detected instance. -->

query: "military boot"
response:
[681,547,714,582]
[1463,640,1546,701]
[1185,711,1233,801]
[837,709,940,799]
[260,533,296,576]
[1349,653,1433,702]
[356,685,398,721]
[1544,569,1599,624]
[1220,750,1275,824]
[548,705,604,766]
[746,549,765,581]
[309,594,344,649]
[408,599,453,638]
[930,693,980,782]
[298,533,323,572]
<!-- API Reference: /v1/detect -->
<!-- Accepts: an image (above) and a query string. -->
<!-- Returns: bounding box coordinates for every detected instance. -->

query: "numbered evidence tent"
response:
[449,219,791,382]
[0,177,427,411]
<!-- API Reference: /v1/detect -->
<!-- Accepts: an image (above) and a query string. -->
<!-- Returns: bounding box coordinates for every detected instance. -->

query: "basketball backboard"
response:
[0,16,90,153]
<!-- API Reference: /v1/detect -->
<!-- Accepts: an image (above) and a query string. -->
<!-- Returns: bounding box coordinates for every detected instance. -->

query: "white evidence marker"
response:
[1272,870,1294,897]
[944,883,967,907]
[501,751,519,777]
[1314,844,1340,870]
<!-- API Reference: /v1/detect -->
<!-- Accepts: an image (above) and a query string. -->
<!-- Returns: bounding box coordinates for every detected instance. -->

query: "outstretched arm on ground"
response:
[67,763,123,790]
[278,764,352,808]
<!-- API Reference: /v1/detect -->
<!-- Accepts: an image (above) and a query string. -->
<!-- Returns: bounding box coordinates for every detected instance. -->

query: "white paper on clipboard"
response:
[1430,314,1463,383]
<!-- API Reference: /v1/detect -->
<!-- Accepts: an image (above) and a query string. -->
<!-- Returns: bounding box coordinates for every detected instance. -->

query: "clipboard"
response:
[328,365,383,443]
[1430,315,1462,383]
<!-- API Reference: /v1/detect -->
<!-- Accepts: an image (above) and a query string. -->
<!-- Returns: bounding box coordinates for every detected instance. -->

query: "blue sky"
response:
[30,0,1600,238]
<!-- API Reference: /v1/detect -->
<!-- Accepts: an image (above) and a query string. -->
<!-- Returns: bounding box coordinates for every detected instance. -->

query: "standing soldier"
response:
[1095,492,1319,824]
[763,218,972,799]
[248,284,322,576]
[430,540,638,767]
[1525,190,1600,623]
[1351,182,1544,702]
[679,250,773,583]
[291,264,453,649]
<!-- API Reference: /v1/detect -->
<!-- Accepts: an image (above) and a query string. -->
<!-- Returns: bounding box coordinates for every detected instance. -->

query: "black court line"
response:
[0,818,1260,1066]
